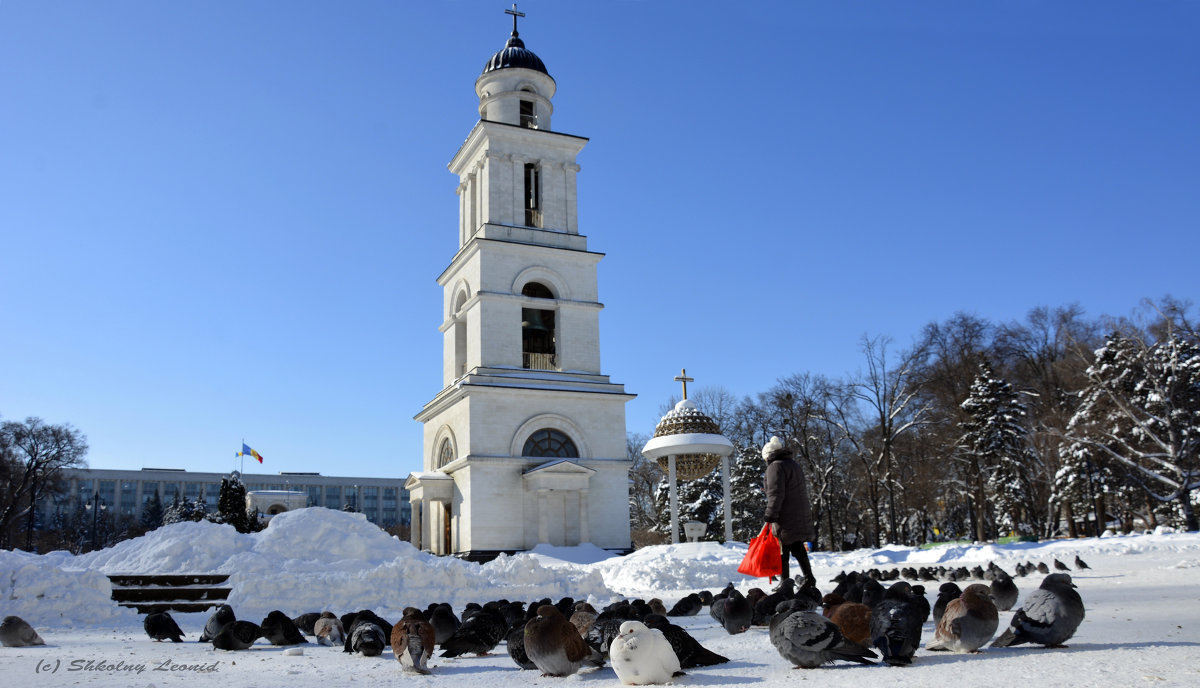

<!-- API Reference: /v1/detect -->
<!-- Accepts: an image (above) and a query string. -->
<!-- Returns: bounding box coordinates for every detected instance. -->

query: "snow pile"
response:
[70,508,616,619]
[595,541,747,594]
[0,549,136,626]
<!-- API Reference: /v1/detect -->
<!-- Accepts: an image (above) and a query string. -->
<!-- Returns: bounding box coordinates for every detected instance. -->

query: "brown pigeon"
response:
[927,583,999,653]
[829,600,873,645]
[393,608,436,674]
[524,604,604,677]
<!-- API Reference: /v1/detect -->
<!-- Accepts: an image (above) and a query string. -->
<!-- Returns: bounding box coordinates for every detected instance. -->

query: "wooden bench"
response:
[108,574,232,614]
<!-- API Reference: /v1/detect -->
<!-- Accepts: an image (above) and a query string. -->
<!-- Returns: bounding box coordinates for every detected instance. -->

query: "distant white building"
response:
[406,11,634,561]
[246,489,309,520]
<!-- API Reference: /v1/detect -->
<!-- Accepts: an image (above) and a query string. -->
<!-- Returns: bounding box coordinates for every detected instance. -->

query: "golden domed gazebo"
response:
[641,370,735,543]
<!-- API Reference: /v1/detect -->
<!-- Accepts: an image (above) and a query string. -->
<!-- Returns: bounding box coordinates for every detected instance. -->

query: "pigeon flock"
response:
[0,556,1089,681]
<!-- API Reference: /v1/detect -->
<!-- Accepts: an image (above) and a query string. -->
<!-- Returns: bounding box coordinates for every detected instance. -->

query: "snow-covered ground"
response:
[2,508,1198,687]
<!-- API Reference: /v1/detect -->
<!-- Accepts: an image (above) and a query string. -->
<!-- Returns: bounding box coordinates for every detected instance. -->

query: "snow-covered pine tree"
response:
[162,495,207,525]
[214,474,259,533]
[652,464,722,539]
[1067,329,1200,531]
[728,445,767,541]
[959,362,1041,537]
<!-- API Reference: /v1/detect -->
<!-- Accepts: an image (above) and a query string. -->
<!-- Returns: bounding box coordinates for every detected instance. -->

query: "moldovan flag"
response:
[239,443,265,463]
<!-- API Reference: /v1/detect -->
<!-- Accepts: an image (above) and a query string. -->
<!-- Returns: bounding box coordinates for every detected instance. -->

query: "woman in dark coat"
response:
[762,436,816,586]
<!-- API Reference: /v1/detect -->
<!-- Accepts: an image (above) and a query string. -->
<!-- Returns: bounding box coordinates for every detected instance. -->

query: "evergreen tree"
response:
[214,474,258,533]
[162,495,207,525]
[727,446,767,541]
[958,363,1040,537]
[1067,329,1200,530]
[140,491,164,531]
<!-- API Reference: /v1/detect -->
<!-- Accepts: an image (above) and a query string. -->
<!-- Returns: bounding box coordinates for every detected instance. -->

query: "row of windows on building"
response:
[60,479,410,528]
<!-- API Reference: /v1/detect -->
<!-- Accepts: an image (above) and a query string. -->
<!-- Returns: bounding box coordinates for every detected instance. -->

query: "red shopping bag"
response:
[737,524,782,578]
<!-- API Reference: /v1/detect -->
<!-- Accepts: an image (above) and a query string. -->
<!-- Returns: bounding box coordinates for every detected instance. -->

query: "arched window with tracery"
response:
[437,438,455,469]
[522,428,579,458]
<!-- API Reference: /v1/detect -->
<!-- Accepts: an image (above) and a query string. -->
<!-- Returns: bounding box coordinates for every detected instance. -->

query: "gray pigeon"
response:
[992,573,1085,648]
[769,601,876,668]
[212,620,260,651]
[0,615,44,647]
[869,582,922,666]
[199,604,235,642]
[1054,558,1071,571]
[1036,562,1050,574]
[1074,555,1091,570]
[349,622,387,656]
[143,611,184,642]
[926,583,999,653]
[583,617,624,657]
[990,571,1020,611]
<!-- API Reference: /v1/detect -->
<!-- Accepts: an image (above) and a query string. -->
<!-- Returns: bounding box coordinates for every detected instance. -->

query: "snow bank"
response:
[594,541,747,594]
[0,549,136,626]
[70,508,616,619]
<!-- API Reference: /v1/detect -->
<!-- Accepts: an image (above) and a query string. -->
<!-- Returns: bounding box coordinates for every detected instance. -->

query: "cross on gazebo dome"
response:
[674,368,694,400]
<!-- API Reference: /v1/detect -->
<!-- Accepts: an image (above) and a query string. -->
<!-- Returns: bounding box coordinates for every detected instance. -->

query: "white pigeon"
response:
[609,620,682,686]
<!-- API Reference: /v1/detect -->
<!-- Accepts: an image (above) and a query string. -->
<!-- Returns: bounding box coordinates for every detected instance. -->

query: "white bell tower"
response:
[408,7,634,561]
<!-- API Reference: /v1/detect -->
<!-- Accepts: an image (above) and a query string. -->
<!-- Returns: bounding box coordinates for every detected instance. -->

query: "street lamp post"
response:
[85,491,106,550]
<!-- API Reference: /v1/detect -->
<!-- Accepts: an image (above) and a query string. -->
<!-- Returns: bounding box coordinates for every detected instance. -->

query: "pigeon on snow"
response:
[992,573,1085,648]
[291,611,321,636]
[932,582,962,625]
[665,593,703,617]
[524,604,605,677]
[439,602,506,657]
[769,601,876,668]
[0,615,44,647]
[990,571,1020,612]
[260,610,308,645]
[642,614,728,668]
[869,582,923,666]
[392,609,436,674]
[926,583,999,653]
[199,604,235,642]
[1054,558,1071,571]
[609,620,682,685]
[314,611,345,646]
[711,588,752,635]
[828,599,873,646]
[1074,555,1091,570]
[143,611,184,642]
[212,620,260,651]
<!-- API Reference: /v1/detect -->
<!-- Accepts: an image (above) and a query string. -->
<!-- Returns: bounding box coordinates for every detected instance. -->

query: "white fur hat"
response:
[762,436,784,459]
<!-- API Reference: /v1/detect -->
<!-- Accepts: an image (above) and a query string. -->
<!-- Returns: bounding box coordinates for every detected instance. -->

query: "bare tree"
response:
[0,417,89,549]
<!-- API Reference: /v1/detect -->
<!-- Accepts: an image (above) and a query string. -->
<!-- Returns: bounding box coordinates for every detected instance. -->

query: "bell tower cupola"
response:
[477,5,556,130]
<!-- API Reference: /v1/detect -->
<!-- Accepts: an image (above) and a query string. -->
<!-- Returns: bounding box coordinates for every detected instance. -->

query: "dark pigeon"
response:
[933,582,962,625]
[869,582,923,666]
[1054,558,1071,572]
[990,571,1020,612]
[665,593,702,617]
[261,610,307,646]
[1074,556,1091,570]
[212,620,260,651]
[643,614,728,668]
[506,621,538,669]
[428,603,460,645]
[439,602,506,657]
[752,578,796,626]
[291,612,322,636]
[144,611,184,643]
[343,610,392,654]
[584,617,624,656]
[0,615,44,647]
[348,622,386,657]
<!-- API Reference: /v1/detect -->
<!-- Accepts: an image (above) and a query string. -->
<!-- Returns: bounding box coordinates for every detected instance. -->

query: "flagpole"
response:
[241,438,245,474]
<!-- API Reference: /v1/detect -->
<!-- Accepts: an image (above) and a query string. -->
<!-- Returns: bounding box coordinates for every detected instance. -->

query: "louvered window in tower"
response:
[524,163,541,227]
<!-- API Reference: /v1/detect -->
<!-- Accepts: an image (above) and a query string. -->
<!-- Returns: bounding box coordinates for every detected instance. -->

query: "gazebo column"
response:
[721,454,733,542]
[668,455,679,544]
[579,488,590,544]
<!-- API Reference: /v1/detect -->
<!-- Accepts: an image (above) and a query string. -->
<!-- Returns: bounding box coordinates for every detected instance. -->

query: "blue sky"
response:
[2,1,1196,479]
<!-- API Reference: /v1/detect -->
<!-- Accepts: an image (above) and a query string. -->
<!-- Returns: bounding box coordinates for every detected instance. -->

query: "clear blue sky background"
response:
[2,1,1196,479]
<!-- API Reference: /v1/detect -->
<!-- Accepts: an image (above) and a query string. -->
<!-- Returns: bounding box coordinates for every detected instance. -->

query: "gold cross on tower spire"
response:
[674,368,694,400]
